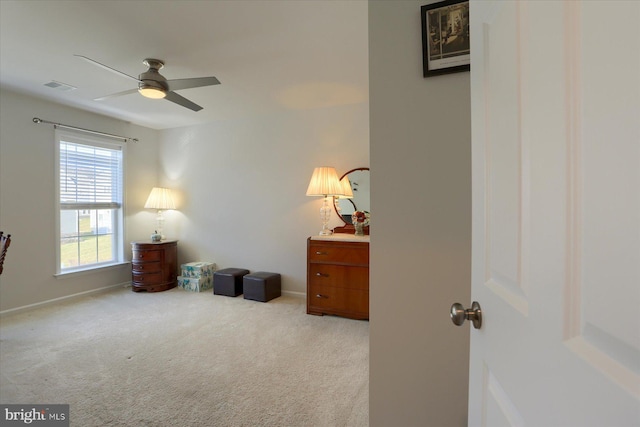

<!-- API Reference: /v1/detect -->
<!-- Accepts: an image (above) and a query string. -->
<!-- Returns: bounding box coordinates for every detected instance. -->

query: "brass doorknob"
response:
[450,301,482,329]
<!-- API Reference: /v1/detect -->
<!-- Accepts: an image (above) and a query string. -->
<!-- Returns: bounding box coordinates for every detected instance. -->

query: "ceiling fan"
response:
[75,55,220,112]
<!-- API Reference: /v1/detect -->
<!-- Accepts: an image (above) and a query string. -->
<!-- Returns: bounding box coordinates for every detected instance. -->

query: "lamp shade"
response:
[306,167,344,196]
[144,187,176,210]
[338,176,354,198]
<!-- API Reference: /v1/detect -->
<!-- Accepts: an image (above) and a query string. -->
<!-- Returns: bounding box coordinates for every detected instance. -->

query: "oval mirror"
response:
[333,167,370,225]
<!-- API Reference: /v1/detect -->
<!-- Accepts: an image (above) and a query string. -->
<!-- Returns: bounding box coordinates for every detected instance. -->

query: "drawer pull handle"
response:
[316,294,328,299]
[315,251,328,255]
[139,254,144,258]
[316,272,329,277]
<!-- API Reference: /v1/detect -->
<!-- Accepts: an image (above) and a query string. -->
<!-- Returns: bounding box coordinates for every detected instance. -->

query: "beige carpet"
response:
[0,287,369,426]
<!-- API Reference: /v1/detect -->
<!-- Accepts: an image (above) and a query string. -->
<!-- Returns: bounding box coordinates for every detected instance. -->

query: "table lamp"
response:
[144,187,176,240]
[334,176,354,221]
[306,167,344,235]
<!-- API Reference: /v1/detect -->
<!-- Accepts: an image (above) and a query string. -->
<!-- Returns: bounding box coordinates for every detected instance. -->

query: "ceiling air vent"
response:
[44,80,76,91]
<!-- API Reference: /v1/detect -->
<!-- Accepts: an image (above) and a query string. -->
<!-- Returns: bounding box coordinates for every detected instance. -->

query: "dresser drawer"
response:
[132,261,161,273]
[132,249,162,262]
[308,284,369,316]
[308,264,368,290]
[132,271,164,284]
[308,242,368,265]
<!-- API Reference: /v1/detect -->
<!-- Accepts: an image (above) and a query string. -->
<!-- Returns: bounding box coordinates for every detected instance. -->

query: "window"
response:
[55,130,124,274]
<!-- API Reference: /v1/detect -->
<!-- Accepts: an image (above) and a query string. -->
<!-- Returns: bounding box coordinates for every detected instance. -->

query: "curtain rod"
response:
[32,117,139,143]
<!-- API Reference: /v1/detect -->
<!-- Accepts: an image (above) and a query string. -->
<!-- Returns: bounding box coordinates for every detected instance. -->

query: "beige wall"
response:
[0,88,159,311]
[369,1,471,425]
[158,103,369,295]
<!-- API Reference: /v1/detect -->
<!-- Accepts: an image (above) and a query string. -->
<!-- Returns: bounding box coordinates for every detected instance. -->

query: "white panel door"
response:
[468,1,639,426]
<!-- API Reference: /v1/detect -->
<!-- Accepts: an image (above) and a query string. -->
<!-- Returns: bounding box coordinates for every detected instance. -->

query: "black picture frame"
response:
[421,0,470,77]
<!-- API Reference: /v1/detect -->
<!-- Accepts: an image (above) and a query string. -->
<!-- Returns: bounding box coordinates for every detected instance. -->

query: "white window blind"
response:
[59,141,123,209]
[56,131,124,273]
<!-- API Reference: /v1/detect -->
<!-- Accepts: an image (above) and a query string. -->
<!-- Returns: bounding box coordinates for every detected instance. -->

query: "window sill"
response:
[54,261,131,279]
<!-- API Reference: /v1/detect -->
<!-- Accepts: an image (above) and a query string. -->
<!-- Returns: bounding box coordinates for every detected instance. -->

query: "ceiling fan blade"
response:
[164,91,203,112]
[166,77,220,91]
[75,55,141,83]
[94,88,139,101]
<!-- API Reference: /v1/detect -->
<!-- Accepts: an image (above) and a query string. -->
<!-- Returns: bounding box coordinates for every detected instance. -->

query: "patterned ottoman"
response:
[178,262,216,292]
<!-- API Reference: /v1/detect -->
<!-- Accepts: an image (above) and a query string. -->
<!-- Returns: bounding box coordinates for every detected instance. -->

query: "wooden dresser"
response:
[307,235,369,320]
[131,240,178,292]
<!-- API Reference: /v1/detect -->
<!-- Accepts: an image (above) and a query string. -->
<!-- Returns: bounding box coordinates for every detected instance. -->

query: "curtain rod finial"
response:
[33,117,42,123]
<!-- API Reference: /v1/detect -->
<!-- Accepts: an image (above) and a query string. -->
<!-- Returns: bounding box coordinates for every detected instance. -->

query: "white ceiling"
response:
[0,0,368,130]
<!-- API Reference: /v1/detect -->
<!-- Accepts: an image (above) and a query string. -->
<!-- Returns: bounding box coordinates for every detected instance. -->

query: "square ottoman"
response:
[213,268,249,297]
[243,272,281,302]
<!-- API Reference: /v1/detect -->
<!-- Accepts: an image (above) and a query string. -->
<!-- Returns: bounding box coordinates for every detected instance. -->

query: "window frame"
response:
[54,129,126,275]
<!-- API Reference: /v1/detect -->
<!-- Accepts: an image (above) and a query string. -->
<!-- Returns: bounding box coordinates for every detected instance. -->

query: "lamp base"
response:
[156,210,165,240]
[317,196,333,236]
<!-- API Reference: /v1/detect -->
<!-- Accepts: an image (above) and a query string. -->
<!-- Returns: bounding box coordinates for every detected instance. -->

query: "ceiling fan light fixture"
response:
[78,56,219,111]
[138,85,166,99]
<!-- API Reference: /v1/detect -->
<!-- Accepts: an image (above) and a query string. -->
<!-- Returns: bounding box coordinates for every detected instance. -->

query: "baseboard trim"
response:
[282,290,305,299]
[0,282,130,317]
[1,284,305,317]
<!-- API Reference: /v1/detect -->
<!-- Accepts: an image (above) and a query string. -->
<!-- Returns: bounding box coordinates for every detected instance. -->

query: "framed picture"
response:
[421,0,470,77]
